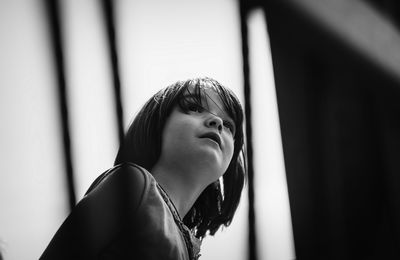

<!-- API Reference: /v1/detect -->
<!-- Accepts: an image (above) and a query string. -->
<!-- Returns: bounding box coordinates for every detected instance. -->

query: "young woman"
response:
[40,77,246,260]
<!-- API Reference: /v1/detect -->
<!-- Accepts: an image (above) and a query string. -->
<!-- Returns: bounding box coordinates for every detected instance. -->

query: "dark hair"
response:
[115,77,246,239]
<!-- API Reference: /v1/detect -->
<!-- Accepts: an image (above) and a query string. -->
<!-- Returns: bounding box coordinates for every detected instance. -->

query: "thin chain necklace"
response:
[156,183,183,221]
[156,183,200,260]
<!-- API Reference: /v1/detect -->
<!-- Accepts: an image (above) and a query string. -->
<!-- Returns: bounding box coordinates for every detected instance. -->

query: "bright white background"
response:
[0,0,294,259]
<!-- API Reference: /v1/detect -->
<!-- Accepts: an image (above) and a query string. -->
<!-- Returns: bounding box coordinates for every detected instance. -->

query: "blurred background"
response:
[0,0,399,259]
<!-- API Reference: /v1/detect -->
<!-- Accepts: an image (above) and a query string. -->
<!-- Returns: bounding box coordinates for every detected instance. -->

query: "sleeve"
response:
[40,164,147,259]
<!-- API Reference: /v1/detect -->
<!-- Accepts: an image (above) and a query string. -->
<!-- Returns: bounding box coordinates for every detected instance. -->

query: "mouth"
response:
[199,132,221,148]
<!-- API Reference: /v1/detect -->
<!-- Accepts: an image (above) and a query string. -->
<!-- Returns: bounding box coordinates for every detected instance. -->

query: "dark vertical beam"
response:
[43,0,76,210]
[239,1,258,260]
[101,0,125,145]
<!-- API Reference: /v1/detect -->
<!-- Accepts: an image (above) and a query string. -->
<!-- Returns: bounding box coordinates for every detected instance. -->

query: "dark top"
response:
[40,163,201,260]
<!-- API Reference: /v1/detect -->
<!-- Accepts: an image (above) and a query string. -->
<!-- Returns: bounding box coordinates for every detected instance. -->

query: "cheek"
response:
[225,138,235,162]
[161,118,193,154]
[162,125,183,151]
[219,138,235,176]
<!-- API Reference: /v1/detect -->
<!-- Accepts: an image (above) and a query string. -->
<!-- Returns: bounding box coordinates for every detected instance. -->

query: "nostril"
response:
[209,121,222,132]
[206,115,223,132]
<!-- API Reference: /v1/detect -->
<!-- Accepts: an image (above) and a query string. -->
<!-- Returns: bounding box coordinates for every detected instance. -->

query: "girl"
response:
[40,77,246,260]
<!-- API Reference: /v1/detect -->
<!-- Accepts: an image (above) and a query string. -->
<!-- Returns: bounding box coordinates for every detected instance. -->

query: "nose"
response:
[205,114,223,132]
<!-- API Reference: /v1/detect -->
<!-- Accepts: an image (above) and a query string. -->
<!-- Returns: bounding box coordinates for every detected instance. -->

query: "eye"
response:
[187,103,205,113]
[223,120,235,134]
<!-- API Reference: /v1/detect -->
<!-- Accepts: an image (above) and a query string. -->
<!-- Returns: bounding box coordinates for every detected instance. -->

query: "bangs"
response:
[175,78,244,138]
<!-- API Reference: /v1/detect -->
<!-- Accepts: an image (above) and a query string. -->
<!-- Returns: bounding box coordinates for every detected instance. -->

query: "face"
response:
[158,87,235,182]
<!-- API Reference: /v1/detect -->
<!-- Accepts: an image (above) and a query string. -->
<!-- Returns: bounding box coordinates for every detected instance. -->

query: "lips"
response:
[200,132,221,147]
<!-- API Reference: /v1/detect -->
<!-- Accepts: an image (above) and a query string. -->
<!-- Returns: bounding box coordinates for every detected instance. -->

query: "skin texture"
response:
[152,88,235,219]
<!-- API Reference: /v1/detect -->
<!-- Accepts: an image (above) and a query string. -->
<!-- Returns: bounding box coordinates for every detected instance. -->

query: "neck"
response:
[151,162,210,219]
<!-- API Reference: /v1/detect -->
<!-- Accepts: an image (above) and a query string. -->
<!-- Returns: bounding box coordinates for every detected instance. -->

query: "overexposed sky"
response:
[248,9,296,260]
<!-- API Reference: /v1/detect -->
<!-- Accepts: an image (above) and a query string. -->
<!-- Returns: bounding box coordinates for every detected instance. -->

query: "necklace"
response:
[156,183,200,260]
[156,183,183,222]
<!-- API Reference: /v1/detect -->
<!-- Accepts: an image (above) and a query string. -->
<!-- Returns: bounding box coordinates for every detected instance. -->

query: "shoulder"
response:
[87,163,150,194]
[112,162,150,183]
[84,163,152,213]
[40,164,154,259]
[117,162,151,178]
[112,163,152,198]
